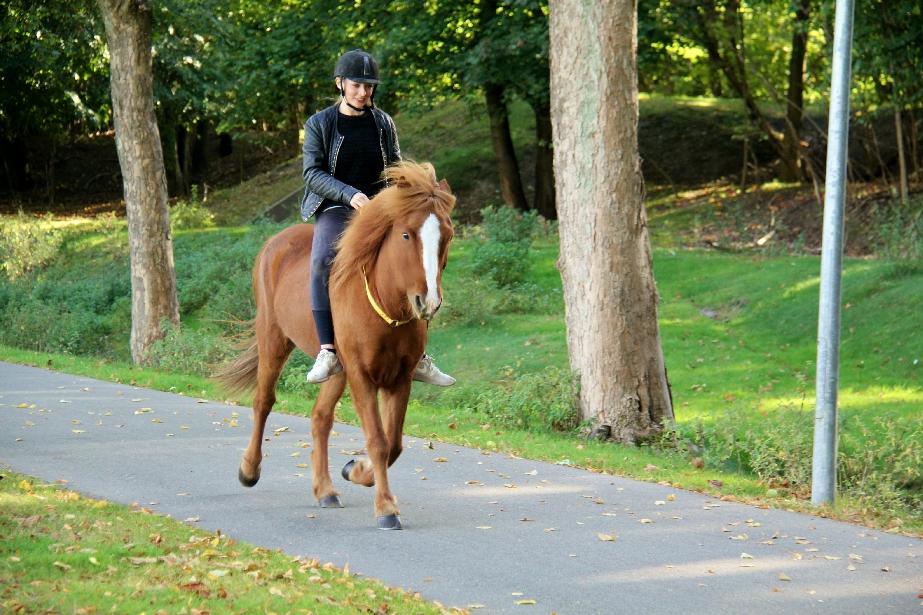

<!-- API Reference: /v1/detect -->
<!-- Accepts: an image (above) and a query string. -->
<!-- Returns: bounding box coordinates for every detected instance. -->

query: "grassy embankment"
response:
[1,96,920,541]
[0,469,449,614]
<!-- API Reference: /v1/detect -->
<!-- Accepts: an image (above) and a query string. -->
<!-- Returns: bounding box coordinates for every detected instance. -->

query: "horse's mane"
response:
[330,161,455,292]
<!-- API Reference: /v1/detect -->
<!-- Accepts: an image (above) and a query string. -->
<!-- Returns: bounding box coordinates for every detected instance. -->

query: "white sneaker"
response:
[306,349,343,384]
[413,354,456,386]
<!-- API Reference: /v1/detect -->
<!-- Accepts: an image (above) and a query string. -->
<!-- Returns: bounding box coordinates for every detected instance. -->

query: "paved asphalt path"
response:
[1,361,920,614]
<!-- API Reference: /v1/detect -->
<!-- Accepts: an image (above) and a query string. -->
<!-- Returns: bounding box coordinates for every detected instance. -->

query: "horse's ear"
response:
[438,178,452,194]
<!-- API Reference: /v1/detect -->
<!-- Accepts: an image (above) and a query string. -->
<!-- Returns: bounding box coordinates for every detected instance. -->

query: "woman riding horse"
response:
[302,49,454,386]
[216,161,455,530]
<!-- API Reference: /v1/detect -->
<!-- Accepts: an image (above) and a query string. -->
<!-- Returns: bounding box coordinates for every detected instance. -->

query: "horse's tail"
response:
[213,320,259,395]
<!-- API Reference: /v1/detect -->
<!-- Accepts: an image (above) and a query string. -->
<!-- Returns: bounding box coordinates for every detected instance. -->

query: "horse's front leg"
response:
[310,373,347,507]
[380,381,411,467]
[344,375,402,529]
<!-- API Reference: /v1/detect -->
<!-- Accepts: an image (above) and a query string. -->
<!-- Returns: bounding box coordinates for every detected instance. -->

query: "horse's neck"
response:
[368,262,412,322]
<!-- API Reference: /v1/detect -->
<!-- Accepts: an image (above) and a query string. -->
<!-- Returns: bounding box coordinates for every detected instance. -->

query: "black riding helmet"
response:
[334,49,379,111]
[334,49,380,84]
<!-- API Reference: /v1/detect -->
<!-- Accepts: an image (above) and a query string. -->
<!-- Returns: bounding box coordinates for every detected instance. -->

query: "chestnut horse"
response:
[216,161,454,530]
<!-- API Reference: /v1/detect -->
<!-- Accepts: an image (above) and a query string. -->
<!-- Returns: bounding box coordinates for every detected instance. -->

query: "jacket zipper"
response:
[330,134,345,175]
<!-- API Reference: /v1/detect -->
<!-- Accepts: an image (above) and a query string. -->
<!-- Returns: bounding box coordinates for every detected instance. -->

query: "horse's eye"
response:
[402,232,410,240]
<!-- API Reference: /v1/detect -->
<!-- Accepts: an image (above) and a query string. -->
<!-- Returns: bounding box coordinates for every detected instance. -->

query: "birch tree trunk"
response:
[98,0,179,364]
[549,0,673,442]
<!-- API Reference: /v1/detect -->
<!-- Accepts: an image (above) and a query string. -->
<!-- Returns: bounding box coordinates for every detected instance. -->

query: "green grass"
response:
[1,220,920,532]
[1,95,921,538]
[0,469,448,614]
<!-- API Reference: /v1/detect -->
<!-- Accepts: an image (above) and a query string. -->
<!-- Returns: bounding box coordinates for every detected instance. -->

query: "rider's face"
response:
[338,78,375,110]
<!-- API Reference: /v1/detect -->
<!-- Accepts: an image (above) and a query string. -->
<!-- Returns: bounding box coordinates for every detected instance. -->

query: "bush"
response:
[445,366,580,433]
[665,408,922,515]
[873,195,923,261]
[470,206,539,288]
[0,212,64,280]
[147,322,233,376]
[170,188,216,231]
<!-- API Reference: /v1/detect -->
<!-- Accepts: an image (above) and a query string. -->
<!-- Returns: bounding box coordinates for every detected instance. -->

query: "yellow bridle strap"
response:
[363,269,413,328]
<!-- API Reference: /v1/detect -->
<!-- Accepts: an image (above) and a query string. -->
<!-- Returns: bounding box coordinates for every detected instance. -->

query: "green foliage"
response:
[0,0,109,144]
[665,408,922,514]
[169,190,216,232]
[872,195,923,262]
[470,206,539,288]
[0,212,64,279]
[444,367,581,433]
[147,321,232,377]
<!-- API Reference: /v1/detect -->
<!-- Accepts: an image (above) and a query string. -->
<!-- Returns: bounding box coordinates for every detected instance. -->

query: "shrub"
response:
[873,195,923,261]
[665,408,922,515]
[170,188,216,231]
[470,206,539,288]
[0,212,64,280]
[147,322,233,376]
[446,366,580,433]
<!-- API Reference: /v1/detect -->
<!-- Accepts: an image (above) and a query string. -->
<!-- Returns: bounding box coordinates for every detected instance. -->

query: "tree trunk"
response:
[895,106,909,204]
[532,101,557,220]
[780,0,811,182]
[484,84,529,211]
[98,0,179,365]
[160,111,186,196]
[549,0,674,442]
[695,1,799,181]
[191,118,209,192]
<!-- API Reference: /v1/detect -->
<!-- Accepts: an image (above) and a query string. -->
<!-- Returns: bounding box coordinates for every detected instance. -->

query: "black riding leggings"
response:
[310,206,354,346]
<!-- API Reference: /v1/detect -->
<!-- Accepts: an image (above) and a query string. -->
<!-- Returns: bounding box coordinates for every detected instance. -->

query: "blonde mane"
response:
[330,161,455,292]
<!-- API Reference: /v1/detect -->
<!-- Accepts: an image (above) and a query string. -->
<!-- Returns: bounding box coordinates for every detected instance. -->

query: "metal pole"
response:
[812,0,856,506]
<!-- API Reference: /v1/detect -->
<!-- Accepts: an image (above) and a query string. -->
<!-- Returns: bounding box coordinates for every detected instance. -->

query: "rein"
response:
[362,268,413,328]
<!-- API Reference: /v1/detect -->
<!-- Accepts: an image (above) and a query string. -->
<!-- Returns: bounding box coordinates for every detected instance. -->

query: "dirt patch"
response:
[663,181,921,256]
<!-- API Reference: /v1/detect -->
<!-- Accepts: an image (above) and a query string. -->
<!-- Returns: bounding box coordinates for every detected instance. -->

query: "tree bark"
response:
[549,0,674,442]
[98,0,179,364]
[484,84,529,211]
[780,0,811,182]
[532,101,557,219]
[895,106,909,204]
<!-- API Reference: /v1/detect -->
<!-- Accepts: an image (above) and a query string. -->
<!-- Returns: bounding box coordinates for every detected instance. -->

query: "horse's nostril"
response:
[415,295,425,311]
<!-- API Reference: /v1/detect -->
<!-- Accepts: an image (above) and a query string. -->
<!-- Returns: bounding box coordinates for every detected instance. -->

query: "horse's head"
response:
[380,197,454,321]
[332,162,455,323]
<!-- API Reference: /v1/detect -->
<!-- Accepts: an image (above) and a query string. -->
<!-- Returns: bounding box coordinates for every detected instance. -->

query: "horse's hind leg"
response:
[310,372,346,507]
[239,326,293,487]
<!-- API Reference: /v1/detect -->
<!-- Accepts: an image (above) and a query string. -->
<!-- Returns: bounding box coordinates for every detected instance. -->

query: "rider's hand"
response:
[350,192,370,209]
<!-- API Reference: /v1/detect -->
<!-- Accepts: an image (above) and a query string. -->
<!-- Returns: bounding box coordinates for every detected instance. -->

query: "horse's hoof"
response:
[377,514,403,530]
[341,459,357,481]
[318,494,343,508]
[238,467,259,488]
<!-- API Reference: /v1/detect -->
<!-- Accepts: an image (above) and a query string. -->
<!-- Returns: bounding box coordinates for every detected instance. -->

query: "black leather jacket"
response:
[300,103,401,220]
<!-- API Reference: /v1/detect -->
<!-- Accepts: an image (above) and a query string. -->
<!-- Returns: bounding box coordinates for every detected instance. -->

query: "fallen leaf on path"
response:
[433,457,448,463]
[740,553,754,559]
[597,533,616,542]
[476,526,492,530]
[515,599,536,605]
[778,573,791,581]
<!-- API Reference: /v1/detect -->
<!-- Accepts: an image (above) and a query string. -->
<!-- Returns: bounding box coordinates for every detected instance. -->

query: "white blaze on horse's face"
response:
[419,213,442,319]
